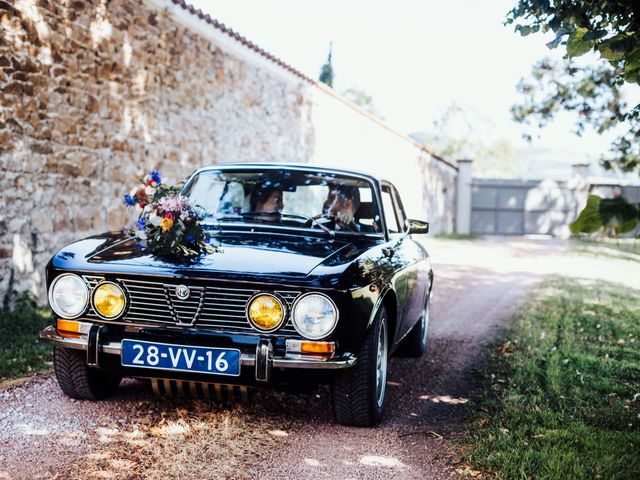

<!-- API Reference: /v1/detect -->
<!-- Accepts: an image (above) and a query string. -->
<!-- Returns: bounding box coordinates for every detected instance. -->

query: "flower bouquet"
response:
[124,170,215,258]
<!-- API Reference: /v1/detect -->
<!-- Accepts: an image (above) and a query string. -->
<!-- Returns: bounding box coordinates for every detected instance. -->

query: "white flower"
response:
[144,204,152,213]
[149,214,161,227]
[135,230,147,240]
[145,185,155,196]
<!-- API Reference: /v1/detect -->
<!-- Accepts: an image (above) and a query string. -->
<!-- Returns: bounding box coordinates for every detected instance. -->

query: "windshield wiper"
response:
[241,212,336,238]
[200,212,223,234]
[202,212,335,238]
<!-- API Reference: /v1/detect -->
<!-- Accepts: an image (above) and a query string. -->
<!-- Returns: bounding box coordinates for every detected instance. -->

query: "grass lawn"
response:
[435,232,482,240]
[570,237,640,261]
[463,277,640,480]
[0,295,52,383]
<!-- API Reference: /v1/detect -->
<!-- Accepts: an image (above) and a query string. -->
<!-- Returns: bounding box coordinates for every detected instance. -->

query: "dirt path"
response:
[254,238,553,479]
[2,237,638,479]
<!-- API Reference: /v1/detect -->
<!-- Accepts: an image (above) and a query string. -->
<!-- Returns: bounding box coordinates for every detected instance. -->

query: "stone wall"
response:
[0,0,456,305]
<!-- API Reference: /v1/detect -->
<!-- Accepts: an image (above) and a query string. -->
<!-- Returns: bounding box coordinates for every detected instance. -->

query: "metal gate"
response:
[470,178,582,236]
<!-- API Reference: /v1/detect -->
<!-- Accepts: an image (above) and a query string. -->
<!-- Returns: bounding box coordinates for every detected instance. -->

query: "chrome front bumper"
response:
[39,325,357,370]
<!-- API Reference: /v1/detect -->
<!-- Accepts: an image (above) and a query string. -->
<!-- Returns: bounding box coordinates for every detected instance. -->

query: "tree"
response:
[507,0,640,234]
[341,87,384,119]
[319,42,334,87]
[507,0,639,174]
[411,103,519,178]
[507,1,640,85]
[512,58,639,173]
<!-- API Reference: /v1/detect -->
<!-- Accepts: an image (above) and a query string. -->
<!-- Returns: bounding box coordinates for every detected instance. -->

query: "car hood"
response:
[50,232,371,280]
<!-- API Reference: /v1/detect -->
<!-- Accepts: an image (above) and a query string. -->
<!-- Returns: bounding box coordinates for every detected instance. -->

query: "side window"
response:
[391,186,407,231]
[381,187,400,234]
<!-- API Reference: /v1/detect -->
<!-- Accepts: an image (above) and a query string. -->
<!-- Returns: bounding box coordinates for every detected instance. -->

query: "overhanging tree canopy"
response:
[507,0,640,84]
[507,0,640,174]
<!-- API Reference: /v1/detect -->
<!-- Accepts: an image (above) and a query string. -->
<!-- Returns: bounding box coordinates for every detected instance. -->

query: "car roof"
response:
[193,162,389,186]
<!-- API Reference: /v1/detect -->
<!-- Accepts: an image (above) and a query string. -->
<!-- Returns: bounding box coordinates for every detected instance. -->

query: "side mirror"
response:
[407,219,429,235]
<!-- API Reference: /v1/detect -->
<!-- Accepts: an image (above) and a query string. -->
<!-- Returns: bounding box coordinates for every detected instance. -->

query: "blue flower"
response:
[135,218,146,230]
[124,194,135,206]
[150,169,161,184]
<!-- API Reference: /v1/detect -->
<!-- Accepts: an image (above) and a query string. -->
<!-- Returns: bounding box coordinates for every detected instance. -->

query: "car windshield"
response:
[182,168,383,235]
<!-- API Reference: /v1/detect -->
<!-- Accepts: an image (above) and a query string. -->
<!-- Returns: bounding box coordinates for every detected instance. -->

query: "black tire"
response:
[53,347,122,400]
[331,306,389,427]
[397,294,430,357]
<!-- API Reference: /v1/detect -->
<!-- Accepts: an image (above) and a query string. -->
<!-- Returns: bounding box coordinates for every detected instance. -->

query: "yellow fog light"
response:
[92,282,126,319]
[247,293,285,332]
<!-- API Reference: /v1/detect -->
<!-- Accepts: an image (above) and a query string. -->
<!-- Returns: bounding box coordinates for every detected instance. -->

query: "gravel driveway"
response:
[1,237,637,479]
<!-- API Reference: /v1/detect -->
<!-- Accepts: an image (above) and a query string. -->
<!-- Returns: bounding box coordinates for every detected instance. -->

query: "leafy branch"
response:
[507,0,640,85]
[507,0,640,175]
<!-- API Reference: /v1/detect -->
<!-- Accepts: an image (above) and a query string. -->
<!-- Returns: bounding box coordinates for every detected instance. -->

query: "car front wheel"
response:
[398,294,430,357]
[331,306,388,427]
[53,347,121,400]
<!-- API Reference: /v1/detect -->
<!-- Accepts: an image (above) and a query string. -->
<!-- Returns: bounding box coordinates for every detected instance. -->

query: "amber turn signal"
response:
[301,341,335,354]
[57,319,80,339]
[285,339,335,356]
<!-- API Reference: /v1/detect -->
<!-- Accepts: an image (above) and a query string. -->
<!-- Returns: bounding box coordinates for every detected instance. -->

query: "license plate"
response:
[121,340,241,376]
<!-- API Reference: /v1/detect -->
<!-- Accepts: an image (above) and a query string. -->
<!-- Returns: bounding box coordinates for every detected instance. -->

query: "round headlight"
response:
[48,274,89,319]
[292,293,338,340]
[247,293,285,332]
[92,282,126,319]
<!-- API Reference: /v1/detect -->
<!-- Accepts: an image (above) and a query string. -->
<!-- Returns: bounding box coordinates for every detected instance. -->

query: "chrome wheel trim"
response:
[376,317,388,408]
[421,299,430,346]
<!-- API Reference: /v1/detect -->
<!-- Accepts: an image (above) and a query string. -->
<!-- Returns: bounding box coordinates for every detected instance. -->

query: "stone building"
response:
[0,0,457,305]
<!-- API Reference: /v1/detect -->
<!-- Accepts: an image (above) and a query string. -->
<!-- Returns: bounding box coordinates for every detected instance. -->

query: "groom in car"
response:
[322,184,361,231]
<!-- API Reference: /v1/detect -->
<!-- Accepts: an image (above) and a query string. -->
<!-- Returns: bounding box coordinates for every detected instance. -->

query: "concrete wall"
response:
[0,0,456,305]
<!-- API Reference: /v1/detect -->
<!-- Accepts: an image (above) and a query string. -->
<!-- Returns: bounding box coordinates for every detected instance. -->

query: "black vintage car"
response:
[40,164,433,426]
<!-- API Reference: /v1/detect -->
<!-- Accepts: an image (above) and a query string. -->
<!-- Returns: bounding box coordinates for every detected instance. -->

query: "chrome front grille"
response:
[83,276,300,334]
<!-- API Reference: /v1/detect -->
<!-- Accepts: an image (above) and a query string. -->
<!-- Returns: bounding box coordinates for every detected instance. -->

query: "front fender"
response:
[332,283,398,355]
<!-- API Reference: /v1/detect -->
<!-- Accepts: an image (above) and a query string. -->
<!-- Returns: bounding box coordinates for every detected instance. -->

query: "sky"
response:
[189,0,632,179]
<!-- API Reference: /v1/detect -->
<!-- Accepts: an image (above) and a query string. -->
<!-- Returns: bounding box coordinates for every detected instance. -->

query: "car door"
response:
[380,183,412,341]
[387,184,430,338]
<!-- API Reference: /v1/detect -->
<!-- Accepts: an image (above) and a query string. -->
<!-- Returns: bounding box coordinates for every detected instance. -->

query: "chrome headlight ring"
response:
[245,292,288,333]
[48,273,90,319]
[90,280,128,320]
[291,292,339,340]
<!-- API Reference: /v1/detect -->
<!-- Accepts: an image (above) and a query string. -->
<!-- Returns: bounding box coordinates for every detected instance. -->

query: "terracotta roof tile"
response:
[170,0,313,82]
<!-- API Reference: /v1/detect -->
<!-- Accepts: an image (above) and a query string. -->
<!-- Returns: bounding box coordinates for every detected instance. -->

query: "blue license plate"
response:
[121,340,241,376]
